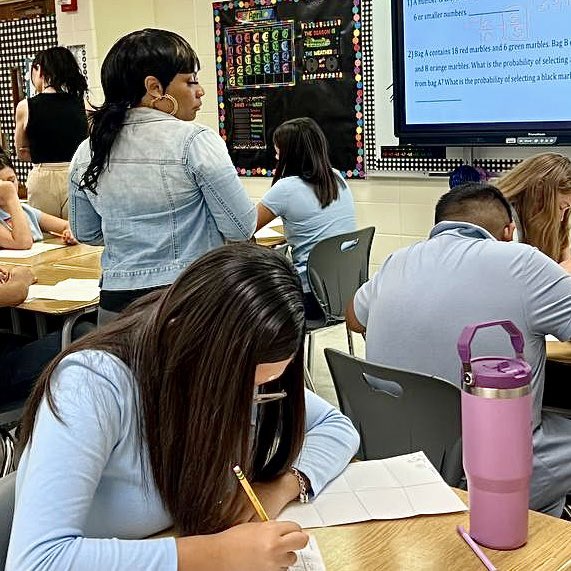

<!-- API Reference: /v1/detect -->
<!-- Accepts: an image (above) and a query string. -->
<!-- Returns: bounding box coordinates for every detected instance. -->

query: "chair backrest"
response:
[0,399,26,429]
[307,227,375,324]
[324,348,463,486]
[0,471,16,570]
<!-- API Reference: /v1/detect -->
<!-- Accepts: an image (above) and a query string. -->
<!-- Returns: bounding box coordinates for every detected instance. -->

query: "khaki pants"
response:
[26,163,70,219]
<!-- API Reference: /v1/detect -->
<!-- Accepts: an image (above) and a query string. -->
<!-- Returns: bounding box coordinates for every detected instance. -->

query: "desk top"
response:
[547,341,571,365]
[0,241,102,268]
[310,490,571,571]
[0,242,102,315]
[255,225,286,248]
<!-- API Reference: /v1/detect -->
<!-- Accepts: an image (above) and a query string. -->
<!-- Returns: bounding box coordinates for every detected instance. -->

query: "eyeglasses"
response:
[253,390,287,404]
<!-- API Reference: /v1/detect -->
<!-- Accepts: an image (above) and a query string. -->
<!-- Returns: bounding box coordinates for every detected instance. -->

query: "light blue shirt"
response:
[261,173,356,291]
[0,203,43,242]
[354,221,571,431]
[7,350,359,571]
[69,108,257,291]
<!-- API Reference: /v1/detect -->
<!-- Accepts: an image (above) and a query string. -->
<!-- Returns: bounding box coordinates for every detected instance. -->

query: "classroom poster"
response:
[213,0,365,178]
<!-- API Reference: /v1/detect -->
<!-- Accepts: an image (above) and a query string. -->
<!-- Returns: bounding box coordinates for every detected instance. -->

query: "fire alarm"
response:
[58,0,78,12]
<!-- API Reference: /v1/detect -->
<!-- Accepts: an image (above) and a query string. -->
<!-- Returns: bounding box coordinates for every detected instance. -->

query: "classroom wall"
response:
[55,0,447,273]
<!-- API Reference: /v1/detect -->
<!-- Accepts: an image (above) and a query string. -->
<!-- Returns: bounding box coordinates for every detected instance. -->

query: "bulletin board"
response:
[212,0,366,179]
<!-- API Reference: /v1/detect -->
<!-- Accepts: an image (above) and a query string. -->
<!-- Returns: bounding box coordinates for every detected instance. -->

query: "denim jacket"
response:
[69,108,256,291]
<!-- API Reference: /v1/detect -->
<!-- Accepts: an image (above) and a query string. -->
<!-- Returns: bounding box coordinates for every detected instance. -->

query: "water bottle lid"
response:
[470,356,531,389]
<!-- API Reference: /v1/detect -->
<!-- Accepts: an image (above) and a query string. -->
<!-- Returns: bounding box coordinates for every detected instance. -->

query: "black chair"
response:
[0,471,15,570]
[305,227,375,381]
[324,348,463,487]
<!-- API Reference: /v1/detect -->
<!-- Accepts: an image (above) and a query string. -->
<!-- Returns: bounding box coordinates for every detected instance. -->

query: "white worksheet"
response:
[280,452,467,528]
[0,242,64,258]
[255,226,283,239]
[26,278,100,302]
[291,536,326,571]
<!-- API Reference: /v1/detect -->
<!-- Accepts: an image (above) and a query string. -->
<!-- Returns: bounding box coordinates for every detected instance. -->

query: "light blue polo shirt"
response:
[0,203,44,242]
[354,221,571,431]
[260,172,356,291]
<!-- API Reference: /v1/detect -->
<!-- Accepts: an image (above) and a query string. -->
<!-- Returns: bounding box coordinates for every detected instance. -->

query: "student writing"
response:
[7,244,359,571]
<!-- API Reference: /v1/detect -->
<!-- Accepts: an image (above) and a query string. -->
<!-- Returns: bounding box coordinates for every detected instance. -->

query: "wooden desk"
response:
[0,241,102,268]
[309,490,571,571]
[547,341,571,365]
[0,242,102,348]
[255,225,286,248]
[154,490,571,570]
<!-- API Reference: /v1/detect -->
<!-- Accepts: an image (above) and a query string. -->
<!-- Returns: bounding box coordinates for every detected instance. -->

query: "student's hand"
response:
[235,472,302,523]
[0,180,19,208]
[216,520,308,571]
[61,224,77,245]
[0,267,8,284]
[8,266,36,287]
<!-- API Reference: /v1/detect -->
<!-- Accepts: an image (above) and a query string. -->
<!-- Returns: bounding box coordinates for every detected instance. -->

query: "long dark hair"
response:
[19,244,306,536]
[32,46,87,98]
[272,117,341,208]
[81,29,200,192]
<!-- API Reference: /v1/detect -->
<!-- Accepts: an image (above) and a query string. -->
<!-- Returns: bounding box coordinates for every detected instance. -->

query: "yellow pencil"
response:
[233,464,269,522]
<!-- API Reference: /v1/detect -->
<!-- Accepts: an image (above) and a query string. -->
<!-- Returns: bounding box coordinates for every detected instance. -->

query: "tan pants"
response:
[26,163,70,219]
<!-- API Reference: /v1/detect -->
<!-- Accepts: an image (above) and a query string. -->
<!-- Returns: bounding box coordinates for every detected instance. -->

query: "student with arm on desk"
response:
[0,149,76,248]
[256,118,356,319]
[347,183,571,517]
[70,29,256,324]
[8,244,359,571]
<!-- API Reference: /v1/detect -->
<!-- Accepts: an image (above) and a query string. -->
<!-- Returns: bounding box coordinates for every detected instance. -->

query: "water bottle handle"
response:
[457,320,525,368]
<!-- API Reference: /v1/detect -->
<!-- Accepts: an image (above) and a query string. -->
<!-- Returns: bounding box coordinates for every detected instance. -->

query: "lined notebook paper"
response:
[280,452,467,528]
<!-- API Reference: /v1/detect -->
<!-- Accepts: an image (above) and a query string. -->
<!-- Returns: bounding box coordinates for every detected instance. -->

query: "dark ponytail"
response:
[80,29,200,192]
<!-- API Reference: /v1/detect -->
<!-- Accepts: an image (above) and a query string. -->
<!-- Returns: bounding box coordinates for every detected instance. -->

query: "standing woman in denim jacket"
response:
[69,29,257,324]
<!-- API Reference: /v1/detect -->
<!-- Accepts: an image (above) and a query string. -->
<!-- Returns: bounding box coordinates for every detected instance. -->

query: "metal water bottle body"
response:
[462,386,533,549]
[457,321,533,551]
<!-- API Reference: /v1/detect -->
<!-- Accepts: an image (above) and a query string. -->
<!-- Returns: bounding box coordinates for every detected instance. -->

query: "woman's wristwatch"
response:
[290,467,310,503]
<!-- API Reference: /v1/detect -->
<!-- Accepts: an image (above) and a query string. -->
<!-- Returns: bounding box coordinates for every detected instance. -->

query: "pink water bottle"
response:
[457,320,533,550]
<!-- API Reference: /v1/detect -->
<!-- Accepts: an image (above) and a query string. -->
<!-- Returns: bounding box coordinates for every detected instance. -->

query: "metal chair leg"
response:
[0,428,15,478]
[304,364,317,392]
[346,322,355,355]
[306,331,315,377]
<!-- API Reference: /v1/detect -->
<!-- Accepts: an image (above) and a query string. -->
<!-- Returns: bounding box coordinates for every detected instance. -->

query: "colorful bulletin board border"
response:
[213,0,365,179]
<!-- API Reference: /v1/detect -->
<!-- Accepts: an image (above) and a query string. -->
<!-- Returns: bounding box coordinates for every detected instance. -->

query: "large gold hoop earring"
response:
[151,93,179,116]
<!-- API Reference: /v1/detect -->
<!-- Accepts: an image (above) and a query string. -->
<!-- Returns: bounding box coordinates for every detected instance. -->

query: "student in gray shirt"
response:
[347,183,571,516]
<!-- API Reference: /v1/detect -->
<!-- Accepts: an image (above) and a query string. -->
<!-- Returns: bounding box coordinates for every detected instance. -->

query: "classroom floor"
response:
[307,324,365,408]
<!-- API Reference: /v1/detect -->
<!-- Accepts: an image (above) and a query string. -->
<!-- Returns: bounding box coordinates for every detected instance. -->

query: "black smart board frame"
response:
[391,0,571,147]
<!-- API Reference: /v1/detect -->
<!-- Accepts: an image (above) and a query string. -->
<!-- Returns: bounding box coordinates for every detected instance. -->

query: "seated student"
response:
[495,153,571,271]
[346,183,571,517]
[0,266,61,406]
[256,118,356,319]
[0,149,75,248]
[8,244,359,571]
